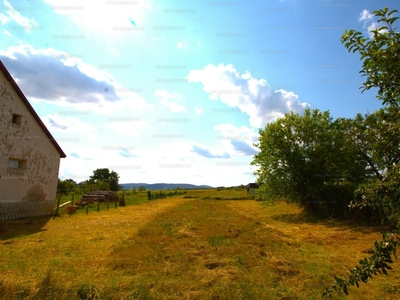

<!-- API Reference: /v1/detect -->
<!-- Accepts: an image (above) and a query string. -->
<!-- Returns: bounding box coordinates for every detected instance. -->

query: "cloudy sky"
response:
[0,0,396,187]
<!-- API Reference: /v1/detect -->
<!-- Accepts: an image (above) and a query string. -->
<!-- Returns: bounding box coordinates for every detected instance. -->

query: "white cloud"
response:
[0,44,151,113]
[159,99,186,113]
[58,145,109,183]
[42,114,97,140]
[358,9,387,38]
[192,144,230,159]
[154,89,186,113]
[3,29,11,36]
[0,44,117,102]
[110,47,120,56]
[195,107,203,115]
[104,118,148,138]
[1,0,38,32]
[177,41,187,49]
[0,13,9,24]
[367,22,379,34]
[214,124,258,142]
[359,9,373,22]
[59,139,257,186]
[214,123,259,156]
[187,64,310,128]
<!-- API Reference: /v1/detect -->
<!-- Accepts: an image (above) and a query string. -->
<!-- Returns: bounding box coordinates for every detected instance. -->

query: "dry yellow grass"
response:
[0,191,399,299]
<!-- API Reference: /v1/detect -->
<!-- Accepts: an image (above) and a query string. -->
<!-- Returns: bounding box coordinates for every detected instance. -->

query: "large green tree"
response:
[341,7,400,229]
[88,168,120,191]
[251,109,365,216]
[324,7,400,297]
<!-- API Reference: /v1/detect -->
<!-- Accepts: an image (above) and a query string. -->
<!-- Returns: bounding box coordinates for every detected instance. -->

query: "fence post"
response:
[54,193,61,217]
[97,191,100,212]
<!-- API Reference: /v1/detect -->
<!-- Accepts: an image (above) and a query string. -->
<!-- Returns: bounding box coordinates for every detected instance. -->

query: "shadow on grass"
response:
[0,215,50,240]
[271,209,389,234]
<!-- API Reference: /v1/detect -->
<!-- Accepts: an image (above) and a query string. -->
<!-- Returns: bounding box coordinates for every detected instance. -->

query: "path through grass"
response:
[0,192,399,299]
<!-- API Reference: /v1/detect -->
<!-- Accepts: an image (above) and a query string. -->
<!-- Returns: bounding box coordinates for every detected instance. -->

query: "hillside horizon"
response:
[120,183,214,190]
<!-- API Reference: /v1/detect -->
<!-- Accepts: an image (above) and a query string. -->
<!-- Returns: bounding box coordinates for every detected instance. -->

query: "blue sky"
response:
[0,0,397,187]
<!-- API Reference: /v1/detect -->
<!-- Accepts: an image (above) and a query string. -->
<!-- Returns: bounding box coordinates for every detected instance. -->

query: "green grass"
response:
[0,191,399,299]
[57,191,150,216]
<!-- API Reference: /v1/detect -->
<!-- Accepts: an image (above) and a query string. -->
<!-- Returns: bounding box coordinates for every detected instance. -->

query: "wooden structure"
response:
[77,190,118,206]
[246,183,259,194]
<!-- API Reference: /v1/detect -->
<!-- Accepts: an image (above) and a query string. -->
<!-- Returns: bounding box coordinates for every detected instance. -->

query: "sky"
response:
[0,0,397,187]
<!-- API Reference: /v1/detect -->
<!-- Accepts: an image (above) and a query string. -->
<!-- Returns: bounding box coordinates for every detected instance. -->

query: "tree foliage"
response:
[348,106,400,228]
[79,180,111,194]
[341,7,400,229]
[88,168,120,191]
[57,178,78,195]
[251,109,364,217]
[341,7,400,106]
[323,7,400,297]
[345,106,400,177]
[323,234,400,298]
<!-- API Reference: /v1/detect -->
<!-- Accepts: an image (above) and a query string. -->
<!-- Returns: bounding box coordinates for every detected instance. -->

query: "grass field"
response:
[0,189,399,299]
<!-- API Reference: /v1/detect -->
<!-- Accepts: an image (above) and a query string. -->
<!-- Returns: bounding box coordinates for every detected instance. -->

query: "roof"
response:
[0,60,66,158]
[247,183,259,188]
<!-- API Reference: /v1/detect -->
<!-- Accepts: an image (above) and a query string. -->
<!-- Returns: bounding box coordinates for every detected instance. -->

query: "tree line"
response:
[57,168,121,195]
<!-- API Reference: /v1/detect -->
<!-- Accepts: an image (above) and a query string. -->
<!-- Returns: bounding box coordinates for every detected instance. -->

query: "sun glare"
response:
[43,0,151,35]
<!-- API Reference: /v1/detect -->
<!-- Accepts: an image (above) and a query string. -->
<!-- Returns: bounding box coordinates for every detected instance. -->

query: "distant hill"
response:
[120,183,213,190]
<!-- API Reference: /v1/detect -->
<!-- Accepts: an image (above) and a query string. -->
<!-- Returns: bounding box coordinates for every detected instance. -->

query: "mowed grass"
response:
[0,190,400,299]
[184,188,255,200]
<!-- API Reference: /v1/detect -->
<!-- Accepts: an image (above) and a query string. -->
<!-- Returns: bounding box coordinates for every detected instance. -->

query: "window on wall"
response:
[8,159,27,170]
[12,114,22,125]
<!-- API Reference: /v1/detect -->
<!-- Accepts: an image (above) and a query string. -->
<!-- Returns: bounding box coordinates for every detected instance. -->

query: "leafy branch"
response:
[323,233,399,298]
[341,7,400,106]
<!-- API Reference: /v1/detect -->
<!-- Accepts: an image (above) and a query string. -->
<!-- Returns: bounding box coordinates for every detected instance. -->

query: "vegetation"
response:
[323,233,400,298]
[341,7,400,106]
[57,178,79,196]
[52,6,400,298]
[1,192,399,299]
[329,7,400,297]
[251,109,365,218]
[251,7,400,297]
[58,168,121,194]
[341,6,400,230]
[146,189,186,200]
[252,7,400,227]
[87,168,120,191]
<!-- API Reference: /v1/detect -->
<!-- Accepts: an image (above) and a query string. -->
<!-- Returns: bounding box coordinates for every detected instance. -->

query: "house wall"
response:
[0,74,61,220]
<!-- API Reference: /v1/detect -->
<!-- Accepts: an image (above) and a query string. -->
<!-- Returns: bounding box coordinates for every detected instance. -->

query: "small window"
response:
[12,114,22,125]
[8,159,27,170]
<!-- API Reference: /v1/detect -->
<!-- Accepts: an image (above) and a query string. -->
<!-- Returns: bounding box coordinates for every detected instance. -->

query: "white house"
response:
[0,60,66,220]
